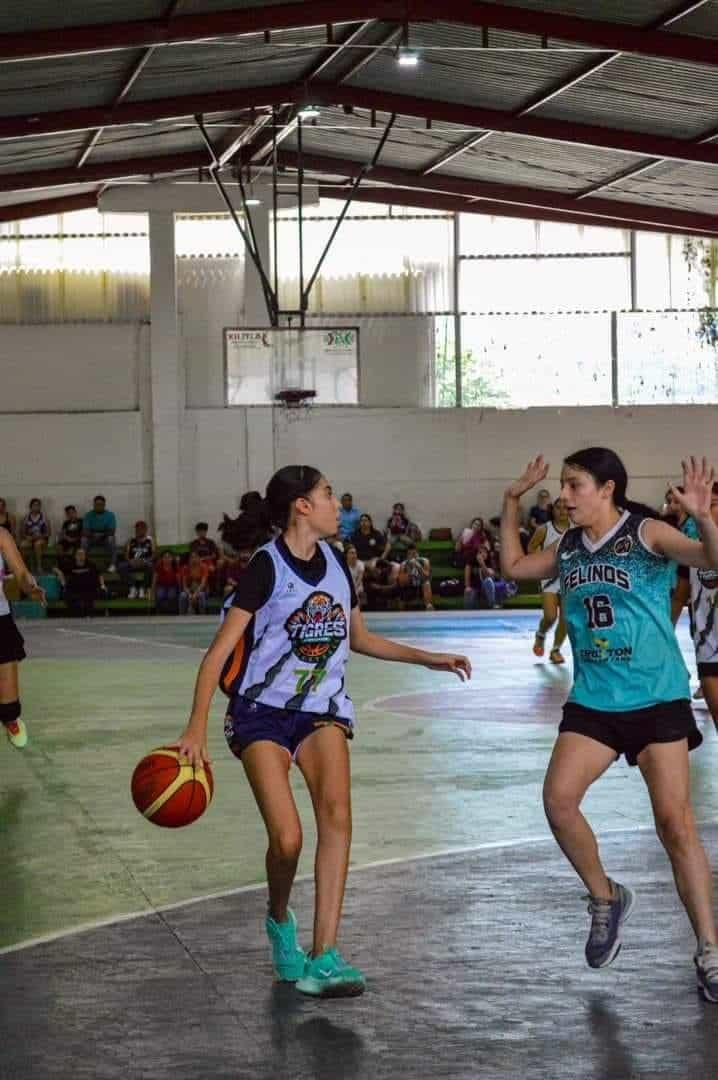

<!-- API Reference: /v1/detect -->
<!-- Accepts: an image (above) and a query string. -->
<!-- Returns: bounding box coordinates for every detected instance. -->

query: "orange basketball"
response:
[131,748,214,828]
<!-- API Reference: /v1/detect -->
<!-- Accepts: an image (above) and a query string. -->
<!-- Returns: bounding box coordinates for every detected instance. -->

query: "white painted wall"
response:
[0,323,146,412]
[1,319,717,542]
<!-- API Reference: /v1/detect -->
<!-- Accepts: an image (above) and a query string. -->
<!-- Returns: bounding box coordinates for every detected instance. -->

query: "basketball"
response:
[131,748,214,828]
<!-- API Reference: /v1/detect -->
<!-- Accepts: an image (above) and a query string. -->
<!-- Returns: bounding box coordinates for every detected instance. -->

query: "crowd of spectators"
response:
[0,484,577,616]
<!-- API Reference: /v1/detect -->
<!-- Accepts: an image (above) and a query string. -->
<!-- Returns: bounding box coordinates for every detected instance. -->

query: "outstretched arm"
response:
[501,456,560,582]
[644,457,718,570]
[349,608,471,681]
[0,530,46,604]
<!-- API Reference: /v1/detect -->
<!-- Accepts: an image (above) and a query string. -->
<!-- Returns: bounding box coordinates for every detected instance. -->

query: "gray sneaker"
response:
[584,879,635,969]
[695,939,718,1002]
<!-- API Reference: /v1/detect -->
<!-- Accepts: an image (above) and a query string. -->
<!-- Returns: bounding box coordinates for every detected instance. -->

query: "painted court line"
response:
[4,819,716,956]
[55,627,206,652]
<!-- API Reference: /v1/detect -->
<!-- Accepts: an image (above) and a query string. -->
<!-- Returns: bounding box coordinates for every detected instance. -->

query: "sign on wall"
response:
[224,326,359,405]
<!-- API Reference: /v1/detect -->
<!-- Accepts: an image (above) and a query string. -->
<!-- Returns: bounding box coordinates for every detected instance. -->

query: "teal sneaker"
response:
[265,908,307,982]
[296,947,366,998]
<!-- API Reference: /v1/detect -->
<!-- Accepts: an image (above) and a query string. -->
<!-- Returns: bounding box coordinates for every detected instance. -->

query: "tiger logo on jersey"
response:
[285,591,348,663]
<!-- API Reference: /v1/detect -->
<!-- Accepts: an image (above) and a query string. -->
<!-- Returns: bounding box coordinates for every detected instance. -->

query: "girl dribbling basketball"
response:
[175,466,471,998]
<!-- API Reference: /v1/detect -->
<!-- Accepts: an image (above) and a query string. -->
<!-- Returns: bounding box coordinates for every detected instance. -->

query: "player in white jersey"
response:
[675,482,718,730]
[528,497,570,664]
[175,465,471,999]
[0,528,46,748]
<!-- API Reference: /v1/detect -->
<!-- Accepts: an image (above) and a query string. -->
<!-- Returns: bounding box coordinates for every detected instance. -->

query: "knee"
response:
[268,826,302,864]
[317,795,352,837]
[543,785,580,830]
[654,806,695,853]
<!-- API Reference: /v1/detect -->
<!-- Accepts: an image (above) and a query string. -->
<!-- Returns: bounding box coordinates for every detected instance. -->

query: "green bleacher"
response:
[22,538,541,617]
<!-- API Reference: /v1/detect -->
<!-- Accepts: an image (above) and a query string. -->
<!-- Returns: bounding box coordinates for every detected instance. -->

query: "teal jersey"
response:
[559,511,690,711]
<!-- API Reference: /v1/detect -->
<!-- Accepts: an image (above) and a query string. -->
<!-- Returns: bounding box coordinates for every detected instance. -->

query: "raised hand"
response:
[506,455,550,499]
[669,456,715,521]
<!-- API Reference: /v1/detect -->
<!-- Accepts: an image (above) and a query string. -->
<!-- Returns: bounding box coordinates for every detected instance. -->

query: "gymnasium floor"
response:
[2,611,718,1079]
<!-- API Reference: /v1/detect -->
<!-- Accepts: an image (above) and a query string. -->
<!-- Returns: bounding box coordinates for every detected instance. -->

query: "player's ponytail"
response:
[563,447,660,519]
[265,465,322,531]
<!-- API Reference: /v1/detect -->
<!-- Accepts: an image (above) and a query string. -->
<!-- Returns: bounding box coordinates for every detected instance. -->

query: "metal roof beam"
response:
[0,191,100,223]
[5,81,718,169]
[0,2,715,67]
[277,148,718,235]
[318,183,703,237]
[0,150,208,194]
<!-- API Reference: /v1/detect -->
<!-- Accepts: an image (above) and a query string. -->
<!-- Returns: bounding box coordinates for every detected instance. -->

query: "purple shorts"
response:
[224,694,353,762]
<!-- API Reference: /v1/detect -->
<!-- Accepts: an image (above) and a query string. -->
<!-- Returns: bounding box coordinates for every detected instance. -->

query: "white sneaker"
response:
[128,586,137,599]
[108,564,117,574]
[138,587,145,599]
[695,939,718,1002]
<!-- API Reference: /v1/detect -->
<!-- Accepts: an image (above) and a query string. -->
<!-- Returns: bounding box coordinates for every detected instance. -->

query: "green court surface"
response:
[2,611,717,951]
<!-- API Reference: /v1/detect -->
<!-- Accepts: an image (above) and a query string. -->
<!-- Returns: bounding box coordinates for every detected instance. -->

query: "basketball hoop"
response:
[274,388,316,423]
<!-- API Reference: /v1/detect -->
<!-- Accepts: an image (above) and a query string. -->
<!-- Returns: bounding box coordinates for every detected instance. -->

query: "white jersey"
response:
[540,521,565,593]
[225,539,354,721]
[688,566,718,667]
[0,550,9,616]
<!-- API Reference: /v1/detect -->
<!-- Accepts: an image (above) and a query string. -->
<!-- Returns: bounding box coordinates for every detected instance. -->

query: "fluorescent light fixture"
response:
[397,48,419,66]
[244,184,261,206]
[299,105,321,119]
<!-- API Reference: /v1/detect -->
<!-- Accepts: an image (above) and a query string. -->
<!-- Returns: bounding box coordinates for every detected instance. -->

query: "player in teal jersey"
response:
[501,448,718,1002]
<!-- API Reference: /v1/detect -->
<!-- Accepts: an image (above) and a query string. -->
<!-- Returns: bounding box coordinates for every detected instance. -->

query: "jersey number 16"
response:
[583,594,615,630]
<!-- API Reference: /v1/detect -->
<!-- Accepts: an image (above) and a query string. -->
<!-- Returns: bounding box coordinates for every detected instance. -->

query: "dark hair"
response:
[238,490,262,514]
[265,465,323,531]
[195,522,209,532]
[64,504,76,513]
[30,498,41,507]
[159,549,173,559]
[359,513,374,529]
[563,447,660,519]
[93,494,105,502]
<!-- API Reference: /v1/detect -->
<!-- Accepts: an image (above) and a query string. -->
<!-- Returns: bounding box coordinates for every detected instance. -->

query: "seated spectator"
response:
[529,489,552,531]
[351,514,390,569]
[339,493,362,542]
[466,542,517,609]
[398,545,434,611]
[19,497,50,573]
[57,505,83,561]
[455,517,490,591]
[0,497,16,538]
[82,494,117,571]
[118,521,155,599]
[218,491,274,556]
[216,548,252,598]
[345,544,366,609]
[190,522,220,578]
[63,548,105,618]
[386,502,411,545]
[152,551,180,614]
[364,558,399,610]
[326,532,345,553]
[180,552,209,615]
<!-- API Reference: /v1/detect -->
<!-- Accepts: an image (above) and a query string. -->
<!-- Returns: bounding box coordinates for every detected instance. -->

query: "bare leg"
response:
[543,733,618,899]
[553,596,569,651]
[241,741,303,923]
[296,724,352,955]
[638,740,717,943]
[0,660,19,706]
[700,676,718,733]
[538,593,559,636]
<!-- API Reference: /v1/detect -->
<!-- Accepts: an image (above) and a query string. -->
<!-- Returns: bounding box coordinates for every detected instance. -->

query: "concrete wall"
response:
[1,319,716,542]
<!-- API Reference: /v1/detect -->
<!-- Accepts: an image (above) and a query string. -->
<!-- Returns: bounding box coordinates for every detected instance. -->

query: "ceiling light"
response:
[397,47,419,66]
[299,105,321,119]
[244,184,261,207]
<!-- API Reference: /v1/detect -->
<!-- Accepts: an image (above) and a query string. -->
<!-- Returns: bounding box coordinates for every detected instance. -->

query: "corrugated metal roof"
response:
[349,37,587,114]
[477,0,674,26]
[285,108,462,172]
[0,52,140,117]
[177,0,308,14]
[0,133,88,174]
[532,53,718,140]
[126,28,328,102]
[0,0,165,34]
[669,3,718,39]
[91,126,220,164]
[601,160,718,215]
[437,134,647,193]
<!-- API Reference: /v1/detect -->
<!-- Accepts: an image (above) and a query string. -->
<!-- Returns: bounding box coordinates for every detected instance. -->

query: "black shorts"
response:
[698,663,718,678]
[0,613,26,665]
[560,699,701,767]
